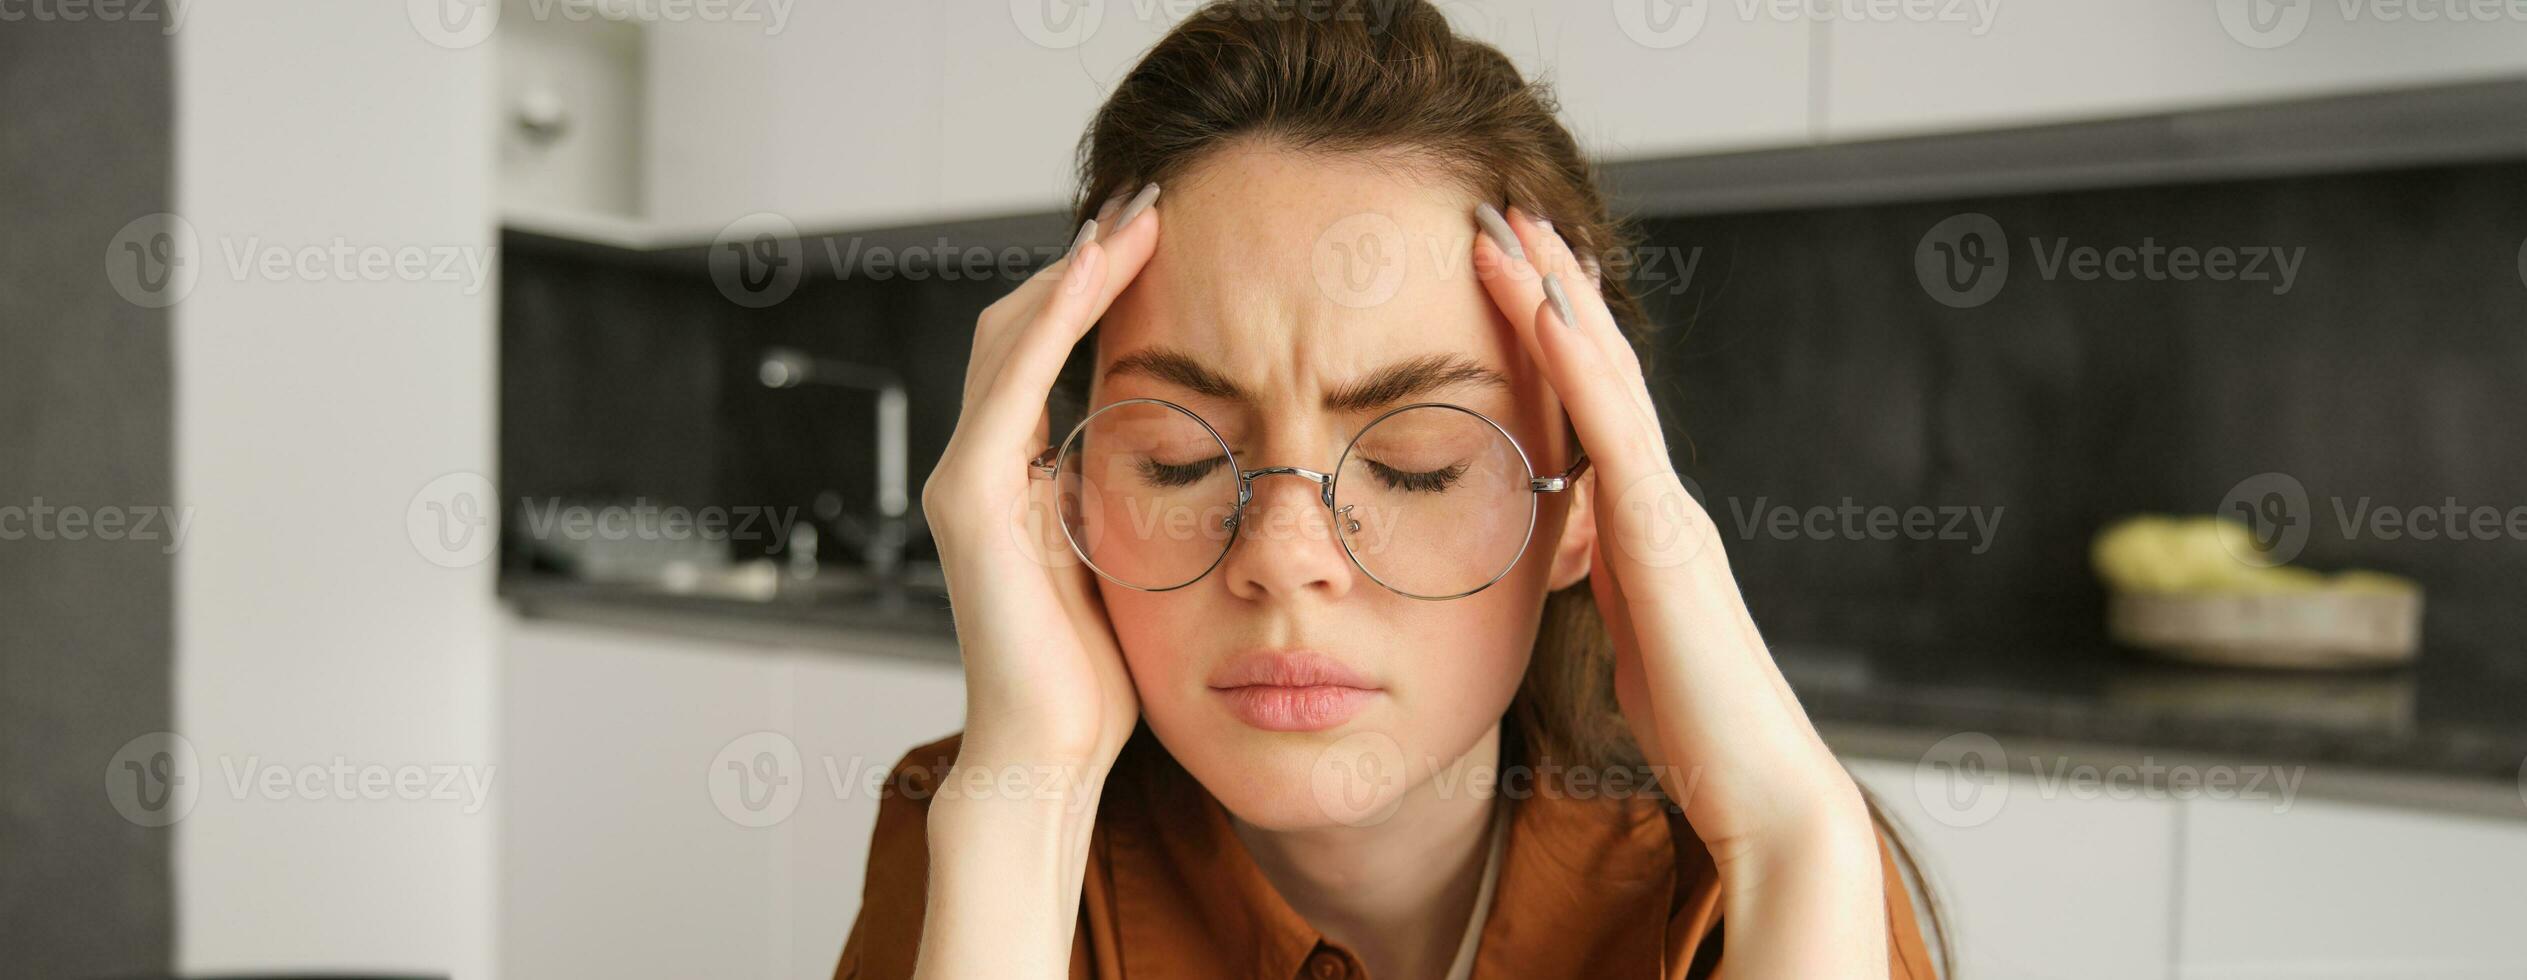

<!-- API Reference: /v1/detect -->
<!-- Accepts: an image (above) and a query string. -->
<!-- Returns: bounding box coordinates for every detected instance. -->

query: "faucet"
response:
[757,347,918,592]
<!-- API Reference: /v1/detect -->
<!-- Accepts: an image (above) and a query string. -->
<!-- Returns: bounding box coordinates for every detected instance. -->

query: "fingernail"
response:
[1067,218,1098,257]
[1094,191,1127,230]
[1543,274,1575,327]
[1112,182,1161,234]
[1065,235,1100,296]
[1535,216,1555,235]
[1581,255,1602,284]
[1474,202,1524,262]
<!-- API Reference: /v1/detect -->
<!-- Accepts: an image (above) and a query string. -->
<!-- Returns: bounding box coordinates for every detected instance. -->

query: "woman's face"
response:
[1088,146,1596,830]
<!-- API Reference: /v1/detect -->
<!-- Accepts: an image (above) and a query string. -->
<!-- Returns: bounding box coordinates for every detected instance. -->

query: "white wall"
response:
[174,2,498,976]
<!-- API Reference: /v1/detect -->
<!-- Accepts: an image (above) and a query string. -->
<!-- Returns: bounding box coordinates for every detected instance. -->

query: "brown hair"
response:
[1055,0,1946,968]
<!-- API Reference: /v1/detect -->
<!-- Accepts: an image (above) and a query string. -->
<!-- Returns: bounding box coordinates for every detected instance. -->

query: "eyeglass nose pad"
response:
[1334,503,1359,535]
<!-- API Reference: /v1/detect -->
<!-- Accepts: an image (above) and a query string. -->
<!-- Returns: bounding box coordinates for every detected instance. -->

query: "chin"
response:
[1145,706,1443,831]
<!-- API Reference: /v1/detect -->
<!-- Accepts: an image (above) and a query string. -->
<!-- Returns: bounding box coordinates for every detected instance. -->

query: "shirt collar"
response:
[1096,726,1687,979]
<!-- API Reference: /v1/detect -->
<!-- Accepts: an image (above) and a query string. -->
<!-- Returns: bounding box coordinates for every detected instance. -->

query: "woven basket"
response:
[2106,589,2423,669]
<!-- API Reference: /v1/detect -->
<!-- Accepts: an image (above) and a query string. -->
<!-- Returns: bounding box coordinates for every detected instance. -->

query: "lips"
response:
[1207,649,1380,732]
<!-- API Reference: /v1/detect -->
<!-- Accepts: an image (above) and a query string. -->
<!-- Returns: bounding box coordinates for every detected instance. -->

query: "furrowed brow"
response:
[1101,347,1509,412]
[1102,346,1254,402]
[1322,353,1509,412]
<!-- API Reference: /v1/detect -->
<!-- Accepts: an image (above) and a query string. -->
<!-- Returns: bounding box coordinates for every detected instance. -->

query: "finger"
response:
[1505,208,1660,428]
[1529,293,1697,590]
[973,188,1165,449]
[965,186,1151,406]
[977,192,1129,365]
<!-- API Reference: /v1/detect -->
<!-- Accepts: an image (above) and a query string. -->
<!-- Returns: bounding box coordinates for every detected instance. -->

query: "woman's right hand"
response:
[921,184,1163,777]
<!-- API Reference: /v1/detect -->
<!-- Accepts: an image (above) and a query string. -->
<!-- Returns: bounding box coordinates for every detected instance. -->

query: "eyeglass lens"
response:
[1052,400,1536,598]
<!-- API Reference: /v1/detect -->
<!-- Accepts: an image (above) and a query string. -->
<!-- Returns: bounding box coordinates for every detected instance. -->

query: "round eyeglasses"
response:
[1027,398,1590,600]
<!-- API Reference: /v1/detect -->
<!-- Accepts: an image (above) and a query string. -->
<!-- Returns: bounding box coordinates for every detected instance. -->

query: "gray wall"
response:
[0,14,177,977]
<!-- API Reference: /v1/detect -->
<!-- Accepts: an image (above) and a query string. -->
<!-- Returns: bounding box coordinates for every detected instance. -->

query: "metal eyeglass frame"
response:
[1027,397,1591,600]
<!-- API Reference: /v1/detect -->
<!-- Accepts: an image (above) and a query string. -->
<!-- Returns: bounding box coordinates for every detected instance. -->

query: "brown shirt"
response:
[836,727,1939,980]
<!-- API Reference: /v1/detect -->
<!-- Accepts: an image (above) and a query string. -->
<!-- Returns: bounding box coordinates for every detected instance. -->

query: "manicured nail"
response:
[1542,274,1575,327]
[1474,202,1524,262]
[1580,255,1602,284]
[1112,182,1161,234]
[1065,233,1101,296]
[1068,218,1098,256]
[1094,191,1126,230]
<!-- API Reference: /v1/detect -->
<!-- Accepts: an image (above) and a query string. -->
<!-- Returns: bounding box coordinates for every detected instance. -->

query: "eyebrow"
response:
[1102,346,1509,412]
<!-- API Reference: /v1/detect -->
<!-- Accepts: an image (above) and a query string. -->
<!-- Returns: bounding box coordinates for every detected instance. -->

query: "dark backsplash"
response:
[500,158,2527,671]
[1630,159,2527,665]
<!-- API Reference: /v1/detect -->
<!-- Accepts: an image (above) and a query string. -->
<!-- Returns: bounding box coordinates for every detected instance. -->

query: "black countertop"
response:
[503,575,2527,788]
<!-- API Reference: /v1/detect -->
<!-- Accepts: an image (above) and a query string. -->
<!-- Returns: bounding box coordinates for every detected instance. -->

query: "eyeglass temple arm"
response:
[1532,453,1591,492]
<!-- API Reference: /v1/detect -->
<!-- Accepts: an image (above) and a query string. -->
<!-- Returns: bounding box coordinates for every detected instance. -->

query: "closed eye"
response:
[1139,455,1229,487]
[1363,458,1466,493]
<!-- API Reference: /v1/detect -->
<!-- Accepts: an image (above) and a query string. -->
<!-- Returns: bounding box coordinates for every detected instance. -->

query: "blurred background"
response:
[8,1,2527,977]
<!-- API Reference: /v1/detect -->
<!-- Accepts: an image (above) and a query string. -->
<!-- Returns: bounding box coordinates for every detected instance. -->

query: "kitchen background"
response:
[9,2,2527,979]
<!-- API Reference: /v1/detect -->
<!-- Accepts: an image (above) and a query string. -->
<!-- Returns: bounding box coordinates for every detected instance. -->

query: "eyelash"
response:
[1364,458,1466,493]
[1139,455,1228,487]
[1135,455,1465,493]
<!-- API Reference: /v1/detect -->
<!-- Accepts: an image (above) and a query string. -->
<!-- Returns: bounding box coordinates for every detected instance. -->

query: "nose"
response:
[1220,466,1358,601]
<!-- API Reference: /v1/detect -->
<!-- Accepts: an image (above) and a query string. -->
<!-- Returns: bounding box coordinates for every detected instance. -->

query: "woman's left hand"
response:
[1471,204,1890,977]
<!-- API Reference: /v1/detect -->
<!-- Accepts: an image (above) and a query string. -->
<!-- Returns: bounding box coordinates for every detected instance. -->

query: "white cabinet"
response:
[930,4,1173,220]
[619,2,2527,236]
[1851,750,2527,980]
[2176,796,2527,980]
[1446,0,1814,159]
[1823,2,2527,142]
[1846,757,2182,980]
[643,5,945,234]
[501,617,964,980]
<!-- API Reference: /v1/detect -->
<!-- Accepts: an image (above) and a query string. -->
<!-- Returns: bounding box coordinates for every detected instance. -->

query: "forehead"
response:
[1094,145,1517,409]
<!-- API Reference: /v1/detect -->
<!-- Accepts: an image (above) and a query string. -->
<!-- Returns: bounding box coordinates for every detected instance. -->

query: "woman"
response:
[839,2,1941,977]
